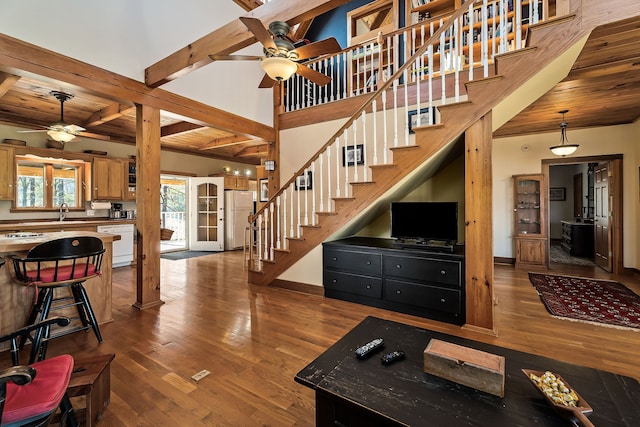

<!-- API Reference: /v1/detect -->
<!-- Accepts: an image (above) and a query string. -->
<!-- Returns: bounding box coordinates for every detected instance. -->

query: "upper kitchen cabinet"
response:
[92,157,124,200]
[0,145,15,200]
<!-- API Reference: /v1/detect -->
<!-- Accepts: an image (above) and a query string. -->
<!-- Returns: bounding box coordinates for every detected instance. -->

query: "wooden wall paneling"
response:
[464,112,494,331]
[134,104,163,309]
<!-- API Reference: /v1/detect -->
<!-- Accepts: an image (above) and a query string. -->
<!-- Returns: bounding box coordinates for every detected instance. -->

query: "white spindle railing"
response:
[249,0,549,266]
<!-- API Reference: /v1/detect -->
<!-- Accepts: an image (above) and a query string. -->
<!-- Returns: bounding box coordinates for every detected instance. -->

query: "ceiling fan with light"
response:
[210,17,342,88]
[17,91,86,143]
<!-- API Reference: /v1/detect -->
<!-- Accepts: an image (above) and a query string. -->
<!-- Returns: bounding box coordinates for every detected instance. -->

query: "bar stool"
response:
[11,236,105,347]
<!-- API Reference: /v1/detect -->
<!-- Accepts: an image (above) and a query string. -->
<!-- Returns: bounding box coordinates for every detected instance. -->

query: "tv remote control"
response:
[381,350,405,365]
[355,338,384,359]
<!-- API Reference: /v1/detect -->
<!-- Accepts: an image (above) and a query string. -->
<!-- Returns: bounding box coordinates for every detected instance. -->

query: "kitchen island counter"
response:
[0,231,119,337]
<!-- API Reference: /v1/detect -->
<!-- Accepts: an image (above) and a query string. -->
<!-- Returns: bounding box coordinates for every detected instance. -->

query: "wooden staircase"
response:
[248,8,593,287]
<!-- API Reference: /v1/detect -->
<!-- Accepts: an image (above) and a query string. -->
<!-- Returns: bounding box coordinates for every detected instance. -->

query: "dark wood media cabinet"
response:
[323,237,465,325]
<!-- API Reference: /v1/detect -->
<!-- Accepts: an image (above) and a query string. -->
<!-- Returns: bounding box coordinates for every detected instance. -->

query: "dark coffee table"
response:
[295,316,640,426]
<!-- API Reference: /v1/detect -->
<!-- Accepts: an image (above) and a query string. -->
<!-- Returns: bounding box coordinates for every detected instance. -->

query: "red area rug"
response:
[528,273,640,330]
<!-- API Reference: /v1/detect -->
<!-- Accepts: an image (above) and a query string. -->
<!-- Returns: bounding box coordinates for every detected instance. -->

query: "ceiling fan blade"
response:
[78,131,111,141]
[240,17,277,51]
[16,129,47,133]
[258,74,276,89]
[294,37,342,61]
[209,54,263,61]
[296,64,331,86]
[64,124,86,134]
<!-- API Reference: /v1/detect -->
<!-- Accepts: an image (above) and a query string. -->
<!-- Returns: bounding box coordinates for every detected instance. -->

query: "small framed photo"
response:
[549,187,566,201]
[342,144,364,167]
[408,107,436,133]
[259,178,269,202]
[295,171,313,191]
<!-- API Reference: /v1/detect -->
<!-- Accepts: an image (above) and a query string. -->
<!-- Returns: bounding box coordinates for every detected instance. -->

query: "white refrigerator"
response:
[224,190,254,250]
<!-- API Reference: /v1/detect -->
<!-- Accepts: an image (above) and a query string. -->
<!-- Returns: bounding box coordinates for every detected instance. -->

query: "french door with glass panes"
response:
[189,177,224,251]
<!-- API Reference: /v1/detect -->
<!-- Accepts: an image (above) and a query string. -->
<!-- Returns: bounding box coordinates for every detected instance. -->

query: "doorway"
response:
[160,175,188,253]
[543,155,623,273]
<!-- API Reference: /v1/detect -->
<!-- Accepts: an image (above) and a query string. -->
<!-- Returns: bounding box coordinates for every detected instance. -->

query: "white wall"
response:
[0,1,272,126]
[493,122,639,268]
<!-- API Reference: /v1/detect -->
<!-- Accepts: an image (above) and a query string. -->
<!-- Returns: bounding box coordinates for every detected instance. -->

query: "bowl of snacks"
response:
[522,369,594,427]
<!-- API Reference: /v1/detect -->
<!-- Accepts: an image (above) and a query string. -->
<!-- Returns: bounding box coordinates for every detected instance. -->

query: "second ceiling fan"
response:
[210,17,342,88]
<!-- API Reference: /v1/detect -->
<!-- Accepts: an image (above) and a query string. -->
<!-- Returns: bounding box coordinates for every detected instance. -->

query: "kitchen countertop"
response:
[0,230,121,253]
[0,219,136,232]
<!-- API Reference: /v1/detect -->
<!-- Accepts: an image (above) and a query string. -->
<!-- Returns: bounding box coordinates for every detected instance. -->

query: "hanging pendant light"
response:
[549,110,579,156]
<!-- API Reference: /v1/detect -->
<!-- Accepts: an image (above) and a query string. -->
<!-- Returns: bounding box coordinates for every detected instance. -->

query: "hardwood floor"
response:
[36,252,640,426]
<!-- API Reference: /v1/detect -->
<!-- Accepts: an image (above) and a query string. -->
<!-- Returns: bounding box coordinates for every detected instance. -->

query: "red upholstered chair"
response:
[0,318,78,427]
[12,237,105,349]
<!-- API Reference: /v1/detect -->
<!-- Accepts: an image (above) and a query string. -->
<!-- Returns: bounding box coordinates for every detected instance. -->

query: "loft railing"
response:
[248,0,550,269]
[284,0,546,112]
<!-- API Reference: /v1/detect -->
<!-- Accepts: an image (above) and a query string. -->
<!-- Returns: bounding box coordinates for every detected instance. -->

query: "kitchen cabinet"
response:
[92,157,124,200]
[210,173,249,190]
[513,174,547,266]
[0,145,15,200]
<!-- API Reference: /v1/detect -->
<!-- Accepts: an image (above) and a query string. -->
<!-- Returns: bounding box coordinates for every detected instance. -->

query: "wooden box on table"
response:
[423,339,505,397]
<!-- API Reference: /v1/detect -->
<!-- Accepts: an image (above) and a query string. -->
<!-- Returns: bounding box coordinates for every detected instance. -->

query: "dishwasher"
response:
[97,223,135,267]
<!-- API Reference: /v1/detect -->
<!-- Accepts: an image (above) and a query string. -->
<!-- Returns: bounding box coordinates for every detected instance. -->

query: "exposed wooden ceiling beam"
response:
[0,72,20,97]
[200,134,255,150]
[292,19,314,41]
[161,121,204,137]
[0,32,275,142]
[232,0,264,12]
[82,102,134,127]
[236,144,268,157]
[144,0,350,88]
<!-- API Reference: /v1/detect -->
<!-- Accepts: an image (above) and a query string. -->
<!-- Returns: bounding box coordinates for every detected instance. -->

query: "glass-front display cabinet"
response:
[513,174,547,266]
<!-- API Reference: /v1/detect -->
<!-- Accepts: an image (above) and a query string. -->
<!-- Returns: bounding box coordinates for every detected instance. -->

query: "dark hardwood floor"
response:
[35,252,640,426]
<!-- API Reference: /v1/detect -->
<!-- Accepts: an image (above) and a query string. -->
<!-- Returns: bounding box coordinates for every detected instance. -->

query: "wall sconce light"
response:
[549,110,579,156]
[233,168,239,175]
[264,160,276,171]
[245,169,251,176]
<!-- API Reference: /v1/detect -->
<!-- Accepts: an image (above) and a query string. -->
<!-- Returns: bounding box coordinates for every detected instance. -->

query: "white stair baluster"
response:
[335,137,341,198]
[319,153,324,213]
[372,99,378,166]
[257,214,262,263]
[361,111,367,182]
[393,79,399,147]
[263,208,269,260]
[303,168,309,226]
[382,89,388,163]
[296,181,301,238]
[352,122,358,182]
[289,185,294,238]
[282,190,287,250]
[311,163,316,226]
[326,146,332,212]
[343,129,349,196]
[404,69,409,146]
[269,202,274,259]
[276,196,281,250]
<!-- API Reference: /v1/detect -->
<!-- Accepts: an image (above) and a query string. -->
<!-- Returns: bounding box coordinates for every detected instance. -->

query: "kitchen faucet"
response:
[59,202,69,221]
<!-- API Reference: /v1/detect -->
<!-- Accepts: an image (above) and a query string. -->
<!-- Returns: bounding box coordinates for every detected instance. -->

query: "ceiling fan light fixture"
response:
[261,57,297,81]
[549,109,578,156]
[47,128,76,143]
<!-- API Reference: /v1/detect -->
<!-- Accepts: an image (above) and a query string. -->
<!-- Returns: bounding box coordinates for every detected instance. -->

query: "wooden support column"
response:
[269,84,283,195]
[134,104,163,310]
[464,112,494,332]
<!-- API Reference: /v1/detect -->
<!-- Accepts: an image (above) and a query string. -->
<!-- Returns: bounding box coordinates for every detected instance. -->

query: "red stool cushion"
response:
[2,354,74,424]
[25,263,98,283]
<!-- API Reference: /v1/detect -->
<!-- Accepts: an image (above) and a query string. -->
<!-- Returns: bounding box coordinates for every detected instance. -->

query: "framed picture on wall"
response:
[295,171,313,191]
[259,178,269,202]
[342,144,364,166]
[408,107,436,133]
[549,187,566,201]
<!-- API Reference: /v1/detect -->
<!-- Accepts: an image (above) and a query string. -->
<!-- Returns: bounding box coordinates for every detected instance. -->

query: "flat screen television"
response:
[390,202,458,244]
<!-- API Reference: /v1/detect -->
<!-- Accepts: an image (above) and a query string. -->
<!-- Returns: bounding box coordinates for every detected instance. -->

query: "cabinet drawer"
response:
[324,271,382,299]
[323,247,381,275]
[384,255,461,287]
[385,280,462,315]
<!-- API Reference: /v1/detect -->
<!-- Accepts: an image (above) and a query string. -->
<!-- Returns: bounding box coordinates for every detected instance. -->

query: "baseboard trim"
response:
[462,323,499,337]
[271,279,324,296]
[494,256,515,265]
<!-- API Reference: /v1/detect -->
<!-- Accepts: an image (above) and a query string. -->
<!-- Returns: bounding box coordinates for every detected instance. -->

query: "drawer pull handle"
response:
[440,270,446,275]
[333,257,337,261]
[366,261,371,265]
[332,279,337,283]
[396,264,401,269]
[440,298,446,303]
[396,290,401,294]
[366,284,371,289]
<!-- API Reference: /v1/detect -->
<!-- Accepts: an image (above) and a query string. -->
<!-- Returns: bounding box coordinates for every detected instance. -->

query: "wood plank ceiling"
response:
[0,4,638,162]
